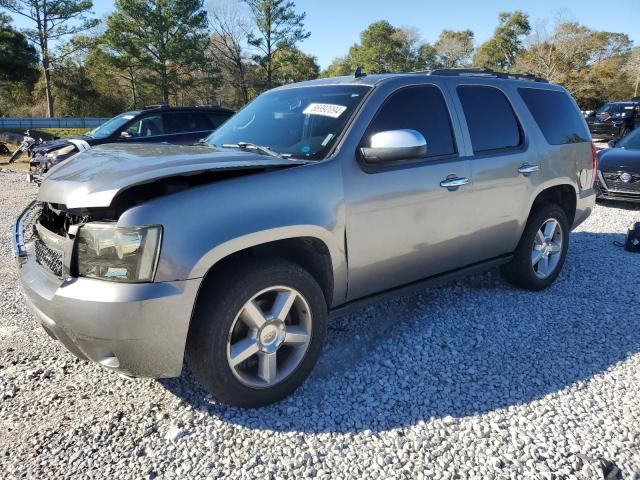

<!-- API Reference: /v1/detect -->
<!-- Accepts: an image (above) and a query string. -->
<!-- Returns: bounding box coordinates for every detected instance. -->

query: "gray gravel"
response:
[1,170,640,479]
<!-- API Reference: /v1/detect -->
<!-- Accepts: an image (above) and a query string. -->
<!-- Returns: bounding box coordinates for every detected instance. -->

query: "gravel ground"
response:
[1,170,639,479]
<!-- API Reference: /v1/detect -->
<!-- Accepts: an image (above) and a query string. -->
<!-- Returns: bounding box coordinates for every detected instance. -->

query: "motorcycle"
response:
[8,130,43,163]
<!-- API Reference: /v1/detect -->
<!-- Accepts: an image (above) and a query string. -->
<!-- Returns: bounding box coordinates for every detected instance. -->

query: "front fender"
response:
[117,159,347,305]
[190,224,346,305]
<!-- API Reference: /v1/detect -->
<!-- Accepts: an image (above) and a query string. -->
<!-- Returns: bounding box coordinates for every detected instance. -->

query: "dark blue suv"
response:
[30,105,235,177]
[586,101,639,139]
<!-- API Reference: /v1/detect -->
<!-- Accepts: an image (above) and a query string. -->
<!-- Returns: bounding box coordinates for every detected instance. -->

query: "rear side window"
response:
[518,88,590,145]
[207,113,230,129]
[163,112,214,134]
[457,86,522,153]
[366,85,456,158]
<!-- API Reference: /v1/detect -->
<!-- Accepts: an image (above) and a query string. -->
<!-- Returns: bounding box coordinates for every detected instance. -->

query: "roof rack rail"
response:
[143,104,169,110]
[426,67,548,83]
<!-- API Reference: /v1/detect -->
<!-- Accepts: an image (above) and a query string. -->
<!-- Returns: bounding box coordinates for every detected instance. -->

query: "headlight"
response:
[76,223,162,282]
[45,145,76,159]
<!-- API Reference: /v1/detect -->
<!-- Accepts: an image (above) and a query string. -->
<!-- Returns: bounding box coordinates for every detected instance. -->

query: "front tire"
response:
[501,203,569,291]
[187,258,328,408]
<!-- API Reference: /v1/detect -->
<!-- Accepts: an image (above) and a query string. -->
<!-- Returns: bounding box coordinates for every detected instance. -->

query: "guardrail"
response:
[0,117,109,129]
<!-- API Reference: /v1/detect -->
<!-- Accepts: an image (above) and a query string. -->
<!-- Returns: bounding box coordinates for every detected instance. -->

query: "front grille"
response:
[602,172,640,193]
[34,239,64,277]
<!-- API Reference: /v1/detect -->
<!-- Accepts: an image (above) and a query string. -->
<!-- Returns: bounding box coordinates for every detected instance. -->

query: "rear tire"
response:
[187,257,328,408]
[501,203,569,291]
[8,147,23,163]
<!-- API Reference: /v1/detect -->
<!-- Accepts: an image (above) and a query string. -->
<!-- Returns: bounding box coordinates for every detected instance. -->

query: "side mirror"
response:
[119,131,132,139]
[608,139,617,148]
[359,129,427,165]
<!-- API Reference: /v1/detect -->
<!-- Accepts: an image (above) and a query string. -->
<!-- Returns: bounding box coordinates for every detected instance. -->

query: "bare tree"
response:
[208,0,251,103]
[0,0,97,117]
[433,30,474,68]
[624,48,640,97]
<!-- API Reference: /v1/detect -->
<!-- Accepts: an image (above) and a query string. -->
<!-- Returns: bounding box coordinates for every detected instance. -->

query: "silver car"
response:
[13,69,596,407]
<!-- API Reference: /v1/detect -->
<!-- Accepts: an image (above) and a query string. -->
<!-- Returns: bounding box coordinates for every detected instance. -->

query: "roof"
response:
[142,105,235,114]
[275,68,555,91]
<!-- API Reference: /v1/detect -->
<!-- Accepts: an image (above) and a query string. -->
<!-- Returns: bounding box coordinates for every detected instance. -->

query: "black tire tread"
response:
[186,257,327,408]
[501,203,569,291]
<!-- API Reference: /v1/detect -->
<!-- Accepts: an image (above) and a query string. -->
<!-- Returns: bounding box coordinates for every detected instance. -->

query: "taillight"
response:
[591,142,598,187]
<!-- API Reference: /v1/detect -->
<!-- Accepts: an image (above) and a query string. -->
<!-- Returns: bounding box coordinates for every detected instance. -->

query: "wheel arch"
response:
[190,227,343,311]
[528,183,577,226]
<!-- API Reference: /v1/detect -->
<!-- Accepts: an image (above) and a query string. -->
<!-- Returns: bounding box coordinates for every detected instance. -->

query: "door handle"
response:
[518,163,540,175]
[440,176,470,190]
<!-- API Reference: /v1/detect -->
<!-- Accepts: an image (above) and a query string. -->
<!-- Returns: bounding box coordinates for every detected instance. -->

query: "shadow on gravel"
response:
[161,231,640,434]
[596,199,640,212]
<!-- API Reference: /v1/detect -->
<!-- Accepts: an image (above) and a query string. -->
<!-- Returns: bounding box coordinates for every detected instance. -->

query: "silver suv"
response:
[13,69,596,407]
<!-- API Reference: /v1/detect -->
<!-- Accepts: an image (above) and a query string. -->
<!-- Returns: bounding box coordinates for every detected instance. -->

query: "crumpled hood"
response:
[38,143,308,208]
[33,136,94,153]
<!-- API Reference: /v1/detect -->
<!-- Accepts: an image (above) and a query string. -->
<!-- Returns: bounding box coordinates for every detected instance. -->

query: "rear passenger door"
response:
[450,84,533,260]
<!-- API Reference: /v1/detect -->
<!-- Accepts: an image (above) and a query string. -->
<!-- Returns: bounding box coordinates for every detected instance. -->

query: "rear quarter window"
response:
[518,88,590,145]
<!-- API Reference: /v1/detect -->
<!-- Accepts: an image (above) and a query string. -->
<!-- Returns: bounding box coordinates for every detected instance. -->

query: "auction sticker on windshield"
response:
[303,103,347,119]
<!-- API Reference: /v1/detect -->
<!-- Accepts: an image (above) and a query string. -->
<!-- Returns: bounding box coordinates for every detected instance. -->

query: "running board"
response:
[329,255,512,319]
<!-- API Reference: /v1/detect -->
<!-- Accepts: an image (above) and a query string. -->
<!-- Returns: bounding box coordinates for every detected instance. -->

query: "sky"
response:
[7,0,640,69]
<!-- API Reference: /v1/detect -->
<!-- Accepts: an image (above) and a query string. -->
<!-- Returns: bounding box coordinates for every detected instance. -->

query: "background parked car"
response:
[596,128,640,203]
[586,101,640,139]
[29,105,235,177]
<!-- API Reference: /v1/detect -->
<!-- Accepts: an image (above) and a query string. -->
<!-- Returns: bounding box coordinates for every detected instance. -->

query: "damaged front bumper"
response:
[12,202,201,378]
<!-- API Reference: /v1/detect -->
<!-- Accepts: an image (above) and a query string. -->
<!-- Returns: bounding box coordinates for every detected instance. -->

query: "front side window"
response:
[125,115,164,138]
[458,85,522,153]
[206,85,371,160]
[518,88,590,145]
[364,85,457,158]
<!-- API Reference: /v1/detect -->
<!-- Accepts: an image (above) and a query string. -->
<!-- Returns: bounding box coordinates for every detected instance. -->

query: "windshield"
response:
[596,104,619,115]
[206,85,371,160]
[617,128,640,149]
[88,111,139,139]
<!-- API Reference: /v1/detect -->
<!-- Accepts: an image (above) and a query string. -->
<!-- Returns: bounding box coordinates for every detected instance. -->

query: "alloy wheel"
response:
[226,286,312,388]
[531,218,563,279]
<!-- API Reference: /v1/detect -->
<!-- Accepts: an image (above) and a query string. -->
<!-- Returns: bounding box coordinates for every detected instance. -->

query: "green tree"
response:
[245,0,310,90]
[104,0,209,105]
[433,29,474,68]
[0,0,97,117]
[323,55,352,77]
[0,13,37,85]
[474,11,530,71]
[324,21,437,76]
[271,46,318,86]
[516,21,632,108]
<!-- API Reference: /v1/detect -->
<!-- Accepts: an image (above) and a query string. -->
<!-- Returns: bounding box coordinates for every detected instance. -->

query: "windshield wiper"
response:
[221,142,284,159]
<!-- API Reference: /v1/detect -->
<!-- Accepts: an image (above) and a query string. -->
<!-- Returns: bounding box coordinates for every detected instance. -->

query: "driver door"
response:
[344,84,474,300]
